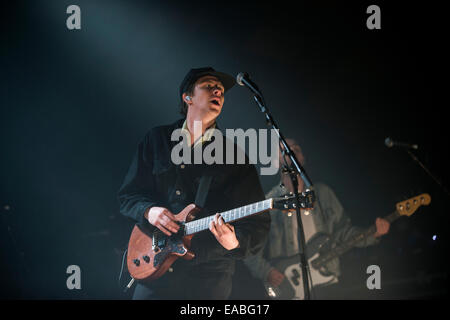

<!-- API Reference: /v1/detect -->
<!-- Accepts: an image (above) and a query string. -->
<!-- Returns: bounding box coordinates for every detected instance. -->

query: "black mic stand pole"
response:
[252,93,315,300]
[405,149,450,197]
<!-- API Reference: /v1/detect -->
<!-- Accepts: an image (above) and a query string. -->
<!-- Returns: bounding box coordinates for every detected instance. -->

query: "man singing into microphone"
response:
[118,67,271,299]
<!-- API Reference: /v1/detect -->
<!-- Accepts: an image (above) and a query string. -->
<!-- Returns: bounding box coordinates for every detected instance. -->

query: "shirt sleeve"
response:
[321,184,379,247]
[243,237,274,281]
[117,132,160,229]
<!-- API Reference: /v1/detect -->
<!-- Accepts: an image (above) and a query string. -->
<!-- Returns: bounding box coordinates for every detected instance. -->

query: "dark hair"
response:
[179,82,196,117]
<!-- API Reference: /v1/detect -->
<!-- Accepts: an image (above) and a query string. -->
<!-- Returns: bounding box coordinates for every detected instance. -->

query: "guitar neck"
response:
[313,210,401,266]
[184,198,273,235]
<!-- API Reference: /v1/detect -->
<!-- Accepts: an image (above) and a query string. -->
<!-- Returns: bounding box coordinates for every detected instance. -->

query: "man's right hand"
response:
[267,268,285,287]
[145,207,180,236]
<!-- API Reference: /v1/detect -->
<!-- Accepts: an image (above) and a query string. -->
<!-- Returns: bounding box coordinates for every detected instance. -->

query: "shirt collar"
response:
[181,120,217,147]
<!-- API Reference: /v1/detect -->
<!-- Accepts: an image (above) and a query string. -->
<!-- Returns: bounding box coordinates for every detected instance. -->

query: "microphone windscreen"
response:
[236,72,247,86]
[384,137,393,147]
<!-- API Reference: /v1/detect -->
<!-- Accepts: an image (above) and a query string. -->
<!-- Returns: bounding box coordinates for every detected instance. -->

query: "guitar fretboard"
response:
[184,199,273,235]
[312,210,401,267]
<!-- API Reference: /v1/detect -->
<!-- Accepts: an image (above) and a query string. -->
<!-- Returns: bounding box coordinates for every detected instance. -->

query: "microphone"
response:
[385,137,418,150]
[236,72,262,97]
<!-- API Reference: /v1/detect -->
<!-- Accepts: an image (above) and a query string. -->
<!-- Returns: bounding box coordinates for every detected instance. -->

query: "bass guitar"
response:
[266,193,431,300]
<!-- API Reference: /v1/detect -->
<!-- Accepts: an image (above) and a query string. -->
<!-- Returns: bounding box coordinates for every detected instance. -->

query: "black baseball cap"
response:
[179,67,236,100]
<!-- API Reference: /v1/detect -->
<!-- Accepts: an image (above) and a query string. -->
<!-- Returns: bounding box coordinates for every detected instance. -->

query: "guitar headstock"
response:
[273,189,315,211]
[396,193,431,217]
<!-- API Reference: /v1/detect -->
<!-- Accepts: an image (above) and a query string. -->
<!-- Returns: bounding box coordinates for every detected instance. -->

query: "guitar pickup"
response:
[152,231,162,252]
[152,246,161,253]
[291,269,301,285]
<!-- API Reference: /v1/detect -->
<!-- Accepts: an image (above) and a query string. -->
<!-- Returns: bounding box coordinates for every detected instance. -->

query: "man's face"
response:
[188,75,225,120]
[279,142,305,170]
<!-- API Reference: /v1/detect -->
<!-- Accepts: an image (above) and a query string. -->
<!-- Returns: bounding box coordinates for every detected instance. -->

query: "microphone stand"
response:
[405,149,450,197]
[252,93,316,300]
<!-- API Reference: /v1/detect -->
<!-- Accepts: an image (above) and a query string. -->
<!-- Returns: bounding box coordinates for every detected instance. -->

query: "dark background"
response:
[1,1,448,299]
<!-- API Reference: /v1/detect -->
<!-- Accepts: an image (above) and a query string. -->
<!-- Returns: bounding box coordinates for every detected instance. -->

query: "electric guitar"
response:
[126,191,315,283]
[265,193,431,300]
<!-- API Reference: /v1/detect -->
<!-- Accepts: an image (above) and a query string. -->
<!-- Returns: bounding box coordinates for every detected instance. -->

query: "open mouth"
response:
[210,99,220,106]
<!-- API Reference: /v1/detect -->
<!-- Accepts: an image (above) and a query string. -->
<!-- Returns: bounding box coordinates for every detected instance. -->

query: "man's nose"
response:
[212,87,222,96]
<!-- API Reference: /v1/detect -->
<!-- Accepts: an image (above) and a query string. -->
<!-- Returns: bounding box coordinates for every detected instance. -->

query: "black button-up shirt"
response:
[118,118,270,298]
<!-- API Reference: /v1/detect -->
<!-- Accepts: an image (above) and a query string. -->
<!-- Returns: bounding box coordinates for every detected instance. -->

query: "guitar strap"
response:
[194,175,213,208]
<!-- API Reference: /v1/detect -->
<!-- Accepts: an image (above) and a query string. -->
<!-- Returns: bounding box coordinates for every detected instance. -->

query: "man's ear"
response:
[182,93,192,104]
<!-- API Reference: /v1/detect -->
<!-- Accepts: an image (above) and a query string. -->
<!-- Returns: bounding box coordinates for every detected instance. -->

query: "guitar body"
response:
[270,253,337,299]
[126,204,199,282]
[266,233,336,300]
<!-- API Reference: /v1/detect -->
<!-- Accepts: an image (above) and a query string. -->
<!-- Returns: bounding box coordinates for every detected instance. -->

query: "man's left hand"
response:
[209,213,240,250]
[374,217,390,238]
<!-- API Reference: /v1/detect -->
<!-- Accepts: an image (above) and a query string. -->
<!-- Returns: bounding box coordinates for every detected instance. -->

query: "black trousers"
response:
[132,270,233,300]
